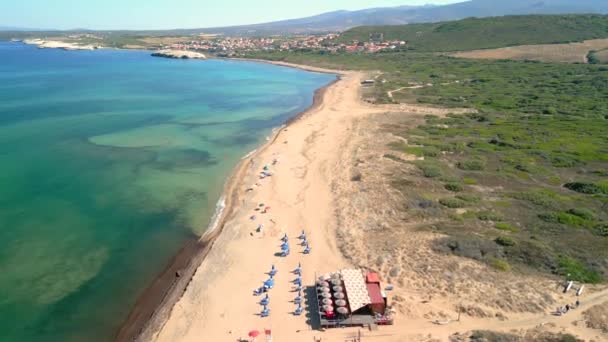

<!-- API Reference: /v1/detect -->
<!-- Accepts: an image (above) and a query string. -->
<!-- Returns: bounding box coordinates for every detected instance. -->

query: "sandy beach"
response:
[147,67,367,341]
[124,62,608,342]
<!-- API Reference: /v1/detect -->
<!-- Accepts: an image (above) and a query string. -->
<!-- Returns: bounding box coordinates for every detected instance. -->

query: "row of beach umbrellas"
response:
[317,274,350,316]
[293,262,303,315]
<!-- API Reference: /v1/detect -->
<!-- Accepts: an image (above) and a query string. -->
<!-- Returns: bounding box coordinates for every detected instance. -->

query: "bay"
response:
[0,42,334,342]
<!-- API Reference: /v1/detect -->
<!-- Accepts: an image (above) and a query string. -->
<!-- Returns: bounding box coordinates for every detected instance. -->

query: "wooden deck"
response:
[319,314,375,328]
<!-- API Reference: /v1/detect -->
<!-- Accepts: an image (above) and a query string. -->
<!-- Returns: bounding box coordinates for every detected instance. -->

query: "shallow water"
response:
[0,42,334,342]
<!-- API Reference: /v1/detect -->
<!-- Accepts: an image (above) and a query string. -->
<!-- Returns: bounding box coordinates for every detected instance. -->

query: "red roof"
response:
[366,283,384,304]
[366,272,380,283]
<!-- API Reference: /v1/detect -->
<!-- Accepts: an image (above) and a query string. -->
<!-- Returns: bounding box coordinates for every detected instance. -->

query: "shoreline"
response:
[115,69,340,342]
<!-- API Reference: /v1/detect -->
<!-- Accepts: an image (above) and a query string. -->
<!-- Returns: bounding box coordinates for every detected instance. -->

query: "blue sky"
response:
[1,0,462,30]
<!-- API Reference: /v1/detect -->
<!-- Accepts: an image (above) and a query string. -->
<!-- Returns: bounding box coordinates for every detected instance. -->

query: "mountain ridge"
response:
[195,0,608,36]
[3,0,608,36]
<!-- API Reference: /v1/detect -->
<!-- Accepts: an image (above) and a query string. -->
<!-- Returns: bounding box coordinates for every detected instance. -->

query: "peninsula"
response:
[22,38,99,50]
[151,49,206,59]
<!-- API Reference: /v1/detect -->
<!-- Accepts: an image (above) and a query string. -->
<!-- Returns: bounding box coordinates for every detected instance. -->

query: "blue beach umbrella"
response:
[281,243,289,251]
[264,278,275,287]
[260,294,269,306]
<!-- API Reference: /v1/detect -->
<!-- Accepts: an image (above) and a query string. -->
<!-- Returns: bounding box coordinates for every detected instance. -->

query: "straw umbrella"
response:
[333,292,345,299]
[337,307,349,315]
[335,299,347,307]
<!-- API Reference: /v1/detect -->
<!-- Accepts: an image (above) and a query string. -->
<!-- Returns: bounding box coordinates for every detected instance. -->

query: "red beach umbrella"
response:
[248,330,260,338]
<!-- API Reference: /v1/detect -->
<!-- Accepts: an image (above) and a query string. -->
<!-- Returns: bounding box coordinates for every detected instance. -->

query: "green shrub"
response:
[422,146,440,157]
[509,189,557,207]
[456,194,480,203]
[489,258,512,272]
[567,208,595,220]
[539,211,591,227]
[463,177,478,185]
[564,182,605,194]
[477,211,503,222]
[557,212,588,227]
[588,50,600,65]
[457,159,486,171]
[444,183,464,192]
[557,256,602,283]
[416,161,442,178]
[495,222,519,232]
[495,236,515,247]
[439,198,467,208]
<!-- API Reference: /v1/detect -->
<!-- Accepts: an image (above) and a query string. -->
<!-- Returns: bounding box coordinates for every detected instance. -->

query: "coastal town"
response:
[15,31,408,55]
[158,33,407,55]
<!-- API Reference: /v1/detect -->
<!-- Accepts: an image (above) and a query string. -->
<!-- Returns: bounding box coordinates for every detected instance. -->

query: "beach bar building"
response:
[314,269,393,329]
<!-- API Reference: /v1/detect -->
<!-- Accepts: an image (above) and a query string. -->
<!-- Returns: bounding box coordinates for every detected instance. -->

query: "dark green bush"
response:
[439,198,467,208]
[416,161,442,178]
[564,182,605,194]
[457,159,486,171]
[495,236,515,247]
[477,211,504,221]
[557,256,602,283]
[444,183,464,192]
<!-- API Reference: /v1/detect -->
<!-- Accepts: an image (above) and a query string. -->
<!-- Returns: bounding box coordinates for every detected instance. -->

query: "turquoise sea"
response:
[0,42,334,341]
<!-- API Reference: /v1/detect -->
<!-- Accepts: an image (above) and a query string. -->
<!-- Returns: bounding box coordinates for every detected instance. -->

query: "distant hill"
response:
[0,26,47,31]
[195,0,608,36]
[338,14,608,52]
[192,5,433,36]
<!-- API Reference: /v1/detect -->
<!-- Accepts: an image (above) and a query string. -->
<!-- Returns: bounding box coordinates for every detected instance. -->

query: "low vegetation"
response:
[338,15,608,52]
[245,18,608,283]
[452,39,608,64]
